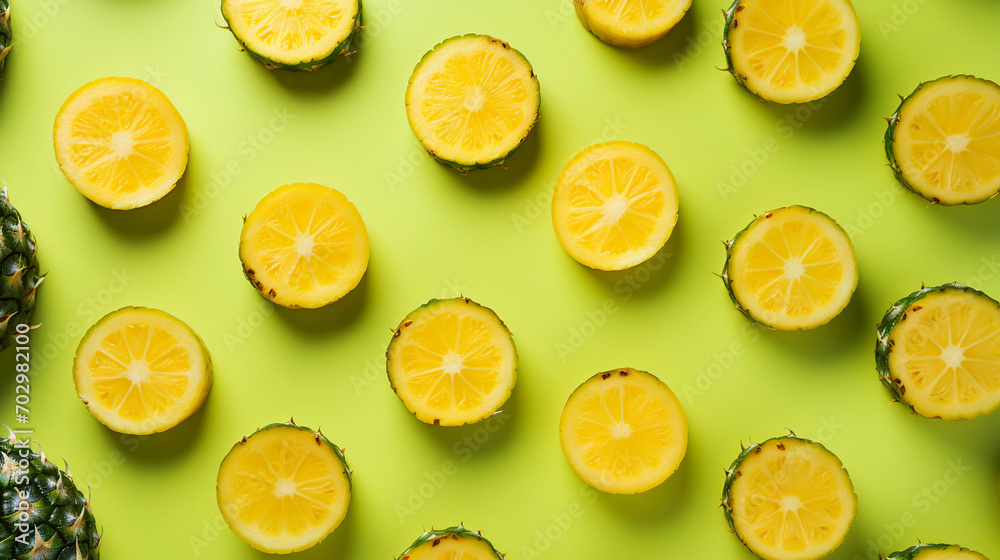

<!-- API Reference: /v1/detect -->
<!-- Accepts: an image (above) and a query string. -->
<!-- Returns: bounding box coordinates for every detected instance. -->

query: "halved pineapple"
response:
[886,75,1000,205]
[239,183,369,309]
[386,298,518,426]
[559,368,687,494]
[395,526,504,560]
[551,141,679,271]
[221,0,362,71]
[723,0,861,104]
[54,77,189,209]
[574,0,693,48]
[723,436,857,560]
[217,421,351,554]
[723,206,858,331]
[886,544,989,560]
[876,283,1000,420]
[405,34,540,173]
[73,307,212,435]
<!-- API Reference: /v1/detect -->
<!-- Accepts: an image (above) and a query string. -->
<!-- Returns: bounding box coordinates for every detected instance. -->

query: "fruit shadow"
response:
[88,165,189,237]
[913,196,1000,237]
[251,505,355,560]
[825,506,880,560]
[451,116,543,194]
[600,1,700,68]
[593,436,694,524]
[104,391,210,463]
[583,218,684,299]
[906,409,1000,461]
[272,272,369,337]
[269,52,361,96]
[410,381,521,462]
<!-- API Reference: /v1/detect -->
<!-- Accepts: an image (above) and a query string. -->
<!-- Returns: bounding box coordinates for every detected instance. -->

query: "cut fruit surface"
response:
[54,77,189,209]
[221,0,361,71]
[73,307,212,435]
[387,298,517,426]
[552,141,679,271]
[217,422,351,554]
[396,526,504,560]
[723,0,860,104]
[886,76,1000,205]
[405,34,540,172]
[574,0,693,48]
[240,183,369,309]
[876,283,1000,420]
[723,437,857,560]
[723,206,857,331]
[560,368,687,494]
[886,544,989,560]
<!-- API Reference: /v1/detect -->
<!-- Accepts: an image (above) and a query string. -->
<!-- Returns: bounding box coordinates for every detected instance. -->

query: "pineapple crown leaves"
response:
[397,525,504,560]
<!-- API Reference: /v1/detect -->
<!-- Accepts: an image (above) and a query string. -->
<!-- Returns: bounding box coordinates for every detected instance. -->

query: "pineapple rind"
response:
[886,543,988,560]
[396,525,504,560]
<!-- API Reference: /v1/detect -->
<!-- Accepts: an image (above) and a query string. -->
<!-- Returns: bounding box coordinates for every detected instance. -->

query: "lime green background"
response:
[1,0,999,558]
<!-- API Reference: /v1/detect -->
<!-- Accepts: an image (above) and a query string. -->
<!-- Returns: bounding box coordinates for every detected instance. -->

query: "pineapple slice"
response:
[405,34,540,173]
[221,0,361,71]
[54,77,189,209]
[885,75,1000,205]
[560,368,687,494]
[73,307,212,435]
[723,0,860,104]
[876,283,1000,420]
[386,298,518,426]
[886,544,989,560]
[574,0,693,48]
[217,421,351,554]
[395,526,504,560]
[723,437,857,560]
[239,183,369,309]
[723,206,858,331]
[551,141,679,271]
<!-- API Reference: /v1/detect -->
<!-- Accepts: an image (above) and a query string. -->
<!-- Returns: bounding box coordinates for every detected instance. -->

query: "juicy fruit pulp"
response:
[221,0,361,71]
[0,188,41,351]
[724,0,860,104]
[53,77,189,209]
[0,433,102,560]
[876,284,1000,420]
[73,307,212,435]
[560,368,687,494]
[239,183,369,309]
[552,141,679,271]
[724,206,858,331]
[574,0,693,48]
[723,437,857,560]
[886,76,1000,205]
[387,298,518,426]
[217,422,351,554]
[397,526,504,560]
[886,544,989,560]
[405,34,540,172]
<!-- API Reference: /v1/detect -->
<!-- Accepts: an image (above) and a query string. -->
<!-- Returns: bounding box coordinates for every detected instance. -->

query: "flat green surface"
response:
[1,0,999,558]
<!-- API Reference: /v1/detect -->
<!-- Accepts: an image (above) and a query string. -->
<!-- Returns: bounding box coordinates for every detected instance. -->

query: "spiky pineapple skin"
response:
[875,282,993,415]
[0,434,101,559]
[0,188,41,352]
[886,543,987,560]
[220,0,362,72]
[0,1,10,73]
[396,525,503,560]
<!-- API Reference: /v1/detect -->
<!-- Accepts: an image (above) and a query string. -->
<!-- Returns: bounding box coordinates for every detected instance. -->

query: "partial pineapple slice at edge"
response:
[886,543,990,560]
[574,0,693,48]
[396,525,505,560]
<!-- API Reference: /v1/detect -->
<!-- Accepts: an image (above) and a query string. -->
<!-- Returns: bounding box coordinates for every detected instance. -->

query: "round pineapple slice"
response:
[723,0,860,104]
[396,526,504,560]
[723,206,858,331]
[552,141,679,271]
[876,283,1000,421]
[239,183,369,309]
[887,544,989,560]
[723,437,857,560]
[54,77,189,209]
[886,76,1000,205]
[221,0,361,71]
[559,368,687,494]
[217,422,351,554]
[386,298,518,427]
[405,34,540,173]
[73,307,212,435]
[574,0,693,48]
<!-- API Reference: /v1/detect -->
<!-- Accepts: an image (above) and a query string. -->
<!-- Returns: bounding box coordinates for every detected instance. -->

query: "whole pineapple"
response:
[0,187,40,351]
[0,431,101,559]
[0,0,10,72]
